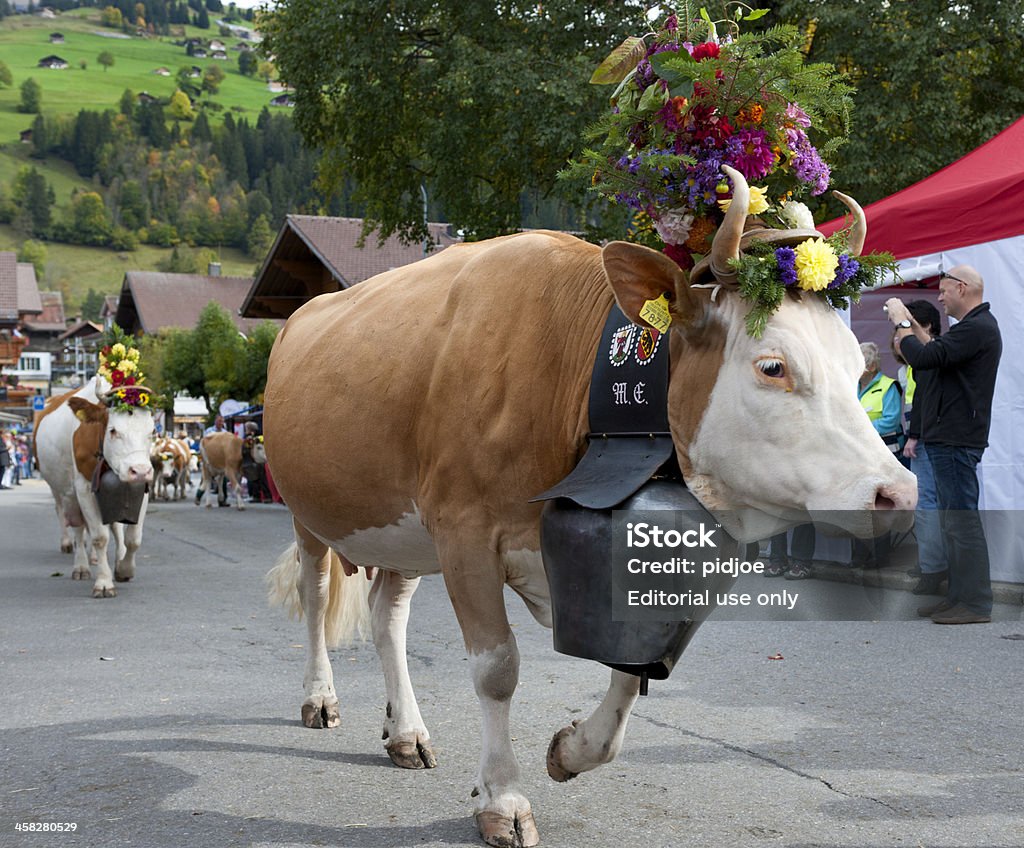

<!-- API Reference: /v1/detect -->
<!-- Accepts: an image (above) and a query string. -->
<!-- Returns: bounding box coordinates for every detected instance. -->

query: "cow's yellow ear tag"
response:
[639,293,672,333]
[75,409,87,422]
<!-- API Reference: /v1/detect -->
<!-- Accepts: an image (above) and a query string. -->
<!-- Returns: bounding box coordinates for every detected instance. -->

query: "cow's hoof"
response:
[386,737,438,769]
[546,724,579,782]
[60,542,73,554]
[71,567,92,581]
[114,568,134,583]
[92,585,117,598]
[237,505,246,511]
[301,695,340,729]
[204,502,212,509]
[475,810,540,848]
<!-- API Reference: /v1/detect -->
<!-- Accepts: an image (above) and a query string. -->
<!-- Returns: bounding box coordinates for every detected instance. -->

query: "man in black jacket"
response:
[886,266,1002,624]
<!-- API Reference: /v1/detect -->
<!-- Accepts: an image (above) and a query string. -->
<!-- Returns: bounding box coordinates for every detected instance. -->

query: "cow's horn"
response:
[832,190,866,255]
[709,164,748,284]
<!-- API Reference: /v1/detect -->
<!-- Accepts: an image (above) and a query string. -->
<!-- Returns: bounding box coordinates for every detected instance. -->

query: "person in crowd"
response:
[765,523,816,581]
[895,300,948,595]
[203,415,227,437]
[17,436,31,480]
[0,431,13,489]
[242,421,272,503]
[887,265,1002,625]
[853,342,902,569]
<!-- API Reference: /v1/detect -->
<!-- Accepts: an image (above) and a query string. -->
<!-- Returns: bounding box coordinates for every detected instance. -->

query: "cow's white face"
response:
[682,293,917,540]
[252,442,267,464]
[105,408,156,484]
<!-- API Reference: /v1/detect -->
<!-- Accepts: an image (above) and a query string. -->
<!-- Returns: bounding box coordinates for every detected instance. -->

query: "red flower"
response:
[663,242,694,271]
[111,369,125,387]
[692,42,720,62]
[125,376,136,386]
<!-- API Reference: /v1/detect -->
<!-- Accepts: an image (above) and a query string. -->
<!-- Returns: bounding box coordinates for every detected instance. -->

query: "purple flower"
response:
[785,102,812,128]
[775,247,798,286]
[829,254,860,288]
[635,43,680,90]
[724,129,776,181]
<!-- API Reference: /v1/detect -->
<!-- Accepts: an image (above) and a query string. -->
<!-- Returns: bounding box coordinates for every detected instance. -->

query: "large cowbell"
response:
[533,304,733,682]
[93,461,148,526]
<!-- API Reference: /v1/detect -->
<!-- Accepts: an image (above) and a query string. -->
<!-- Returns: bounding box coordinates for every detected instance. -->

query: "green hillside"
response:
[0,8,284,310]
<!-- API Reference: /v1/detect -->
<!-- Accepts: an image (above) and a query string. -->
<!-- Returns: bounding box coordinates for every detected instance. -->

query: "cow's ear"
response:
[602,241,708,329]
[68,397,107,424]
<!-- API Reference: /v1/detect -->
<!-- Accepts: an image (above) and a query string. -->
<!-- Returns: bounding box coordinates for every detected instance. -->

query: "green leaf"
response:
[669,80,695,100]
[638,81,669,112]
[699,7,718,42]
[650,50,690,86]
[743,9,770,22]
[591,36,647,85]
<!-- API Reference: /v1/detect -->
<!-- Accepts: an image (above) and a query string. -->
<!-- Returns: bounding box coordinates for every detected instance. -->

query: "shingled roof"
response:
[114,272,282,336]
[23,290,66,333]
[0,253,42,325]
[240,215,460,319]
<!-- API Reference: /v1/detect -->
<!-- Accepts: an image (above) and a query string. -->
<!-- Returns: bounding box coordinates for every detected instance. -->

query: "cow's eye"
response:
[108,428,120,438]
[757,358,785,379]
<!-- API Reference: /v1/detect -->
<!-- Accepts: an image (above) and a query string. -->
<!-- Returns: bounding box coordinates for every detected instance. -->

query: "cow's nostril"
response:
[874,492,896,510]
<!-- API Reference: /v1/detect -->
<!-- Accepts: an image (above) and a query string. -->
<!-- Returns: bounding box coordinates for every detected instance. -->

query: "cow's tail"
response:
[266,543,371,648]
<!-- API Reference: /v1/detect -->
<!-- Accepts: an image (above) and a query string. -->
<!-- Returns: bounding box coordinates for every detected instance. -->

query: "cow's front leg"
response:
[442,546,539,848]
[547,670,640,782]
[369,570,436,769]
[114,496,146,582]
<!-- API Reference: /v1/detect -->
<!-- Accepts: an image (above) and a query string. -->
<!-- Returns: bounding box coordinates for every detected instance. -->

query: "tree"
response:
[201,64,225,96]
[80,288,106,321]
[246,213,272,258]
[196,5,210,28]
[771,0,1024,212]
[261,0,648,243]
[16,239,47,279]
[14,167,53,236]
[0,59,12,88]
[97,51,115,72]
[29,114,48,159]
[18,77,41,114]
[169,88,196,120]
[70,191,112,245]
[100,5,123,28]
[256,60,274,83]
[238,49,257,77]
[119,88,135,119]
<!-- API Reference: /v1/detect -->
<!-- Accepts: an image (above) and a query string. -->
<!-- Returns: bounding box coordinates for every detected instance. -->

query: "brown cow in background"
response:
[197,431,266,510]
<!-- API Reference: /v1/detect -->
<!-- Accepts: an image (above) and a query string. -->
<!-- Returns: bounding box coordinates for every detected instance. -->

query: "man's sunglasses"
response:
[938,268,967,285]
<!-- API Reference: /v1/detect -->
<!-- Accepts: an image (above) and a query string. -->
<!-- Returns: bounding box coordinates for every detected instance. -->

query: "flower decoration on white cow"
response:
[565,4,899,336]
[97,324,152,412]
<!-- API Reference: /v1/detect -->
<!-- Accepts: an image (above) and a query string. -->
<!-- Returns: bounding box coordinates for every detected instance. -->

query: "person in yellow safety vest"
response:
[858,341,903,453]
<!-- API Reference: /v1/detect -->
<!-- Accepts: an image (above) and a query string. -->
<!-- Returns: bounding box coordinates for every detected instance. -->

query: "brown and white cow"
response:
[197,430,265,510]
[150,435,190,501]
[34,377,155,598]
[263,167,917,847]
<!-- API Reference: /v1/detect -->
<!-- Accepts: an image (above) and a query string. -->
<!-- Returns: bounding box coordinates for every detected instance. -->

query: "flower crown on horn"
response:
[97,324,153,413]
[565,5,899,336]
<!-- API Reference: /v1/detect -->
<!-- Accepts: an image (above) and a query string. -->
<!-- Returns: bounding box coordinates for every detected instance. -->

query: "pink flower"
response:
[785,102,811,128]
[725,129,776,181]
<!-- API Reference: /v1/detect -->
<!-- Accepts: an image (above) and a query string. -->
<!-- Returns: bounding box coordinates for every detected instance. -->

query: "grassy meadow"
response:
[0,8,282,309]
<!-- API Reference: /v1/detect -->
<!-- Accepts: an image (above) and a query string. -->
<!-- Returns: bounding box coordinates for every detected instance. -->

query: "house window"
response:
[19,356,41,372]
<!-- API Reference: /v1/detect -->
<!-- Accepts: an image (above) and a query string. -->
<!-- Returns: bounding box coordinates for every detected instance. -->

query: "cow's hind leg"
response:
[369,570,437,769]
[441,542,539,848]
[546,669,641,782]
[293,526,342,728]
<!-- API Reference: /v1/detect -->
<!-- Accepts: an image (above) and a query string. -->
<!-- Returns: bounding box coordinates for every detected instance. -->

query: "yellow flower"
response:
[127,348,140,362]
[111,343,126,360]
[794,238,839,291]
[717,184,770,216]
[139,392,150,406]
[117,359,136,374]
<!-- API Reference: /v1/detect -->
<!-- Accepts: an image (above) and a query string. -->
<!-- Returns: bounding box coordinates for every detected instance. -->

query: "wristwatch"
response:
[897,319,912,329]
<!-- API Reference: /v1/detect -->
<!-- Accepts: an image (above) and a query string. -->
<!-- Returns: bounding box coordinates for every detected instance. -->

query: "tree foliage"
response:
[0,59,12,88]
[98,50,116,72]
[769,0,1024,212]
[260,0,653,243]
[19,77,41,114]
[17,239,47,279]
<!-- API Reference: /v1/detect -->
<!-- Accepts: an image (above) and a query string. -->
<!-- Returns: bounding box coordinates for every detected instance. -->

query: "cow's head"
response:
[602,166,916,541]
[69,397,155,484]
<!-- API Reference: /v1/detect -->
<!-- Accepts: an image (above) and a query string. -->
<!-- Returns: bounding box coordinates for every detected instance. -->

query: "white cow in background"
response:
[34,377,155,598]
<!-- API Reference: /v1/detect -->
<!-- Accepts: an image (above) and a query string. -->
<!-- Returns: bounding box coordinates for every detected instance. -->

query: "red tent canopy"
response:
[819,117,1024,260]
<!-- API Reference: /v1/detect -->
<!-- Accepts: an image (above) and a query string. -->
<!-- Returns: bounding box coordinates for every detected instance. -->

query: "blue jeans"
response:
[926,444,992,614]
[912,443,945,574]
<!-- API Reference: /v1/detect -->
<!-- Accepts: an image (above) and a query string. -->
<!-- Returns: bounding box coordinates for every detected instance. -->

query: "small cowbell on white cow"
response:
[34,375,156,598]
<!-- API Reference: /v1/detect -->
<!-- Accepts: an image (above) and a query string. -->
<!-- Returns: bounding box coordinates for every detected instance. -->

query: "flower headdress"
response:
[97,325,153,413]
[565,5,898,336]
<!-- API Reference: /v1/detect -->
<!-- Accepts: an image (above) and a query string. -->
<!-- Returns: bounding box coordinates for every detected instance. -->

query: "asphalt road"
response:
[2,477,1023,848]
